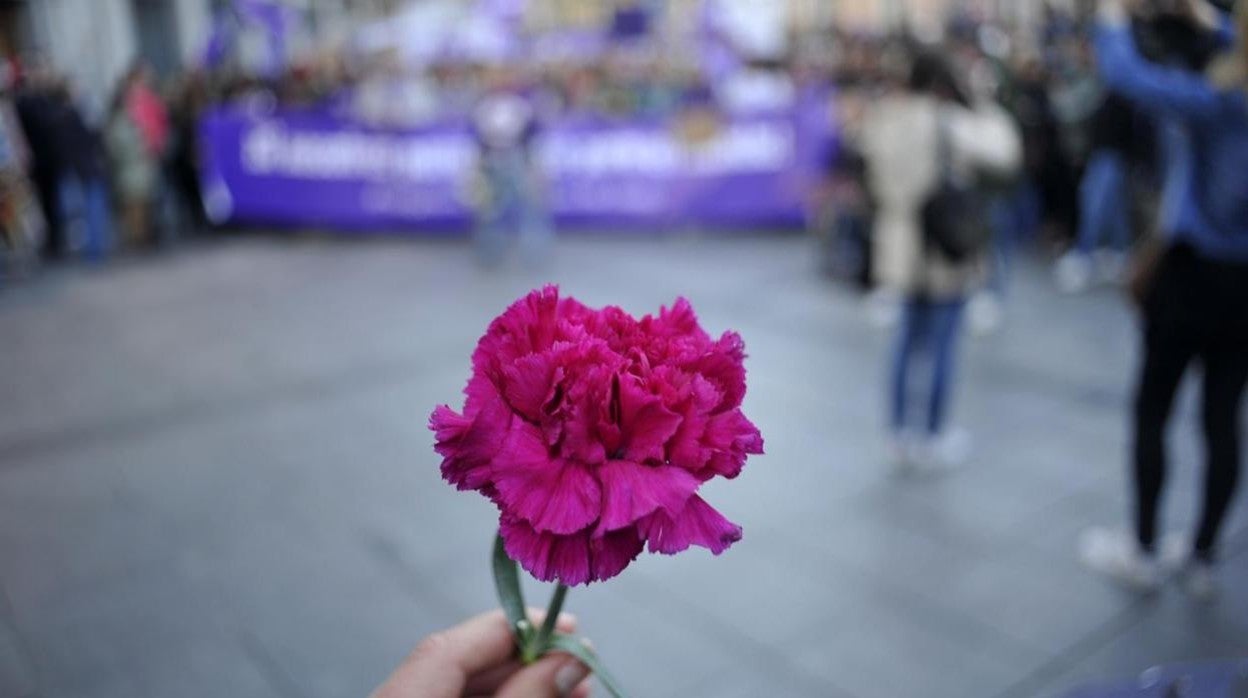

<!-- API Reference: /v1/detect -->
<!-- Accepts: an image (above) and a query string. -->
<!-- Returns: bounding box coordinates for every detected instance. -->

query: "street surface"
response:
[0,233,1244,698]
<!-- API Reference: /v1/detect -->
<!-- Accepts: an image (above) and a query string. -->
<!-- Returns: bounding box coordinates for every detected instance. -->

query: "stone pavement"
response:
[0,233,1244,698]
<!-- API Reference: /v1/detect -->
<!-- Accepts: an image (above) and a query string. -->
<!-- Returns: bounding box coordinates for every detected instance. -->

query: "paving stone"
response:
[0,605,36,698]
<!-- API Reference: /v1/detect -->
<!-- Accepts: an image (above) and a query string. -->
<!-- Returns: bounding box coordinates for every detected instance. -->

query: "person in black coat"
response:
[14,72,65,259]
[47,82,114,260]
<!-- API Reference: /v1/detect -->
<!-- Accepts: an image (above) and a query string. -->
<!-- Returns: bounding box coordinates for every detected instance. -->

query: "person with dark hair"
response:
[168,73,209,234]
[0,66,43,273]
[1054,93,1151,292]
[1080,0,1248,599]
[47,80,114,261]
[863,51,1021,470]
[14,62,65,260]
[105,62,166,248]
[1004,56,1058,244]
[469,66,552,268]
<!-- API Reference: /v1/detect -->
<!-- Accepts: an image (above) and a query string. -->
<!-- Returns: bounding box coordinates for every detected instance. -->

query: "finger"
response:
[569,676,593,698]
[523,607,579,635]
[462,660,523,695]
[429,610,518,674]
[462,612,578,694]
[496,654,591,698]
[374,609,579,698]
[373,610,515,698]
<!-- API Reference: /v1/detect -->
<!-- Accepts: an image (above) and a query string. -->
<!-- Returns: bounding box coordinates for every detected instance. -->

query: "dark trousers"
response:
[1133,245,1248,562]
[33,169,64,259]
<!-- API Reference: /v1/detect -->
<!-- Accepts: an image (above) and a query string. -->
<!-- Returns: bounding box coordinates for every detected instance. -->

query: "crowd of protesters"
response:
[196,5,1151,278]
[0,2,1222,286]
[819,0,1247,602]
[815,11,1162,303]
[0,56,210,278]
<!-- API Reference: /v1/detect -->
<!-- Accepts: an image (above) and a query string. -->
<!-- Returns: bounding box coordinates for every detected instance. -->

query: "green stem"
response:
[492,534,530,649]
[534,583,568,653]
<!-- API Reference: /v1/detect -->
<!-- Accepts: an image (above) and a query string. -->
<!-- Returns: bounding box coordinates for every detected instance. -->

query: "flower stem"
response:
[492,534,530,648]
[534,583,568,654]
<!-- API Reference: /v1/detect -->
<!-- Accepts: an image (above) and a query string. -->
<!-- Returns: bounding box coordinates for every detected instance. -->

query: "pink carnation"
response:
[430,286,763,585]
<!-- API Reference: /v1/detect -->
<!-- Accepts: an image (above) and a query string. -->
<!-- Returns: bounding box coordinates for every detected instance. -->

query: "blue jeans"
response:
[59,174,114,261]
[475,155,553,266]
[1076,150,1131,256]
[890,297,966,435]
[988,179,1040,296]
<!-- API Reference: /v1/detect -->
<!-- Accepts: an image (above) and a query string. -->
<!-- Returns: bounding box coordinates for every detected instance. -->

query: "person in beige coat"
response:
[862,52,1022,469]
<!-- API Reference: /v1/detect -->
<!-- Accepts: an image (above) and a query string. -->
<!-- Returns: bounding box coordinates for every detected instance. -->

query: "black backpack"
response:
[921,113,991,262]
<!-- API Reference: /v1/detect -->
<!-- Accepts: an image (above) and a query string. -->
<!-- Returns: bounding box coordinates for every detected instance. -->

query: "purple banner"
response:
[198,105,829,232]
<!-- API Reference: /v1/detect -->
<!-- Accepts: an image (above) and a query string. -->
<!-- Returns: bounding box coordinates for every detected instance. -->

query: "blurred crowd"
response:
[815,12,1163,305]
[0,1,1222,289]
[837,0,1248,602]
[0,57,207,276]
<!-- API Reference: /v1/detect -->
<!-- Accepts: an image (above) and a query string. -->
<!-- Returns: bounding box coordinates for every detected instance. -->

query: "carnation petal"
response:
[501,353,561,423]
[462,373,500,415]
[500,516,592,586]
[589,305,645,352]
[499,518,644,585]
[472,286,562,376]
[650,371,720,470]
[639,495,742,555]
[618,376,682,463]
[588,527,645,582]
[492,426,601,535]
[666,415,710,471]
[650,297,710,341]
[429,395,511,491]
[690,332,748,411]
[694,409,764,480]
[558,377,612,465]
[429,405,471,448]
[596,459,699,533]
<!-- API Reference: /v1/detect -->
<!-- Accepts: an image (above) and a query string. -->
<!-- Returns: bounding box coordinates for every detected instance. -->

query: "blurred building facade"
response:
[4,0,211,118]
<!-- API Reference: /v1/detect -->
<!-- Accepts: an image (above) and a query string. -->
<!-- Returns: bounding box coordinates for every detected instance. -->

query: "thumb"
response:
[495,653,590,698]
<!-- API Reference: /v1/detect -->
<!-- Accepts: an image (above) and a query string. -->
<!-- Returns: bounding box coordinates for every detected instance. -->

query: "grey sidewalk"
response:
[0,234,1244,698]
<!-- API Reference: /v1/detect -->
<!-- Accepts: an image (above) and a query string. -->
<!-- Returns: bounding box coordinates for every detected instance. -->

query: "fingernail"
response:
[554,658,590,696]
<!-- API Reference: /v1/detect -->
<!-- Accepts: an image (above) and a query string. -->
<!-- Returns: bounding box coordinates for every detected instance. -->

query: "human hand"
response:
[372,609,592,698]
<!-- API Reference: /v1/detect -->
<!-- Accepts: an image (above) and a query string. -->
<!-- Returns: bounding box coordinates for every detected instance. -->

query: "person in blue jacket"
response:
[1081,0,1248,599]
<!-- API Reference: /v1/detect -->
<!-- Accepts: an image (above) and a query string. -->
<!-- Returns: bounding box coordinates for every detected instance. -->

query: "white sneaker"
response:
[1181,561,1218,601]
[968,293,1003,337]
[913,429,971,472]
[1055,253,1093,294]
[1158,535,1219,601]
[1158,533,1191,570]
[1079,527,1161,592]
